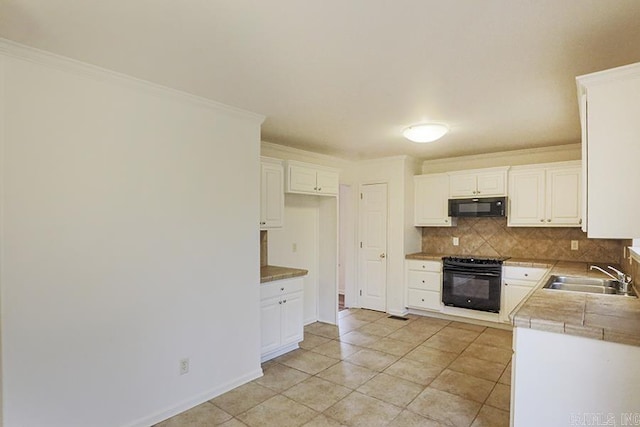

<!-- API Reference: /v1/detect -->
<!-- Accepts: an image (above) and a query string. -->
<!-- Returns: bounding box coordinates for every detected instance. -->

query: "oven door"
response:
[442,268,501,313]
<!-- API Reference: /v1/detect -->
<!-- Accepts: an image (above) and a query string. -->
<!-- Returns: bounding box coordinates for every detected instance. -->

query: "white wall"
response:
[0,43,264,427]
[267,195,320,324]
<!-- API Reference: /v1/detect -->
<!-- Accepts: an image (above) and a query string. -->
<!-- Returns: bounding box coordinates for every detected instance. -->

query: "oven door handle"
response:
[443,269,501,278]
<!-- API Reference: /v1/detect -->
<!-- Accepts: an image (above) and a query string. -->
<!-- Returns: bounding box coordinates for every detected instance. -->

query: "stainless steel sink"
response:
[543,275,636,297]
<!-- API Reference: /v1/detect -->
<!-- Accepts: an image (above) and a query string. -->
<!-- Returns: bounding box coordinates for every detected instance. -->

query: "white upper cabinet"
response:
[286,161,339,196]
[448,167,509,198]
[577,62,640,238]
[414,174,456,227]
[260,157,284,229]
[508,162,581,227]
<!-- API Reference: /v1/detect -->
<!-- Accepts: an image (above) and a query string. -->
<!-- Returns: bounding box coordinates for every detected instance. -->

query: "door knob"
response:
[380,253,386,259]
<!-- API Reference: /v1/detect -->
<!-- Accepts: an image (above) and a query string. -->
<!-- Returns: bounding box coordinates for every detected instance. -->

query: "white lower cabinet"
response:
[260,277,304,362]
[405,260,442,312]
[501,266,548,323]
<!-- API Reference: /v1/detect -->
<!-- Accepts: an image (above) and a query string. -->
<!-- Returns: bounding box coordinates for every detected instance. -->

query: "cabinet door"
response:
[414,174,453,226]
[260,297,282,354]
[449,174,477,197]
[503,283,534,322]
[476,171,506,196]
[316,170,339,195]
[288,165,318,193]
[508,169,546,226]
[280,291,304,346]
[260,162,284,229]
[546,167,581,226]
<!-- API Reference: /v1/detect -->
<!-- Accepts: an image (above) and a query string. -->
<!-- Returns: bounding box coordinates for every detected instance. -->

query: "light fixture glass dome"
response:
[403,123,449,143]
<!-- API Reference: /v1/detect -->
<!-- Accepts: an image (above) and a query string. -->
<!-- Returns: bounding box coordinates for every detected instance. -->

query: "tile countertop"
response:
[405,253,640,347]
[512,261,640,347]
[260,265,308,284]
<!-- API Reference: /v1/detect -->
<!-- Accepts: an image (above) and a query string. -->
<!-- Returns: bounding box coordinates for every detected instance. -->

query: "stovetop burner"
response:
[442,255,510,265]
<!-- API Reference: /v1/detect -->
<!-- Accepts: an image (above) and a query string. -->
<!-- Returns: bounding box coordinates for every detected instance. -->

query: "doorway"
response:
[358,183,388,311]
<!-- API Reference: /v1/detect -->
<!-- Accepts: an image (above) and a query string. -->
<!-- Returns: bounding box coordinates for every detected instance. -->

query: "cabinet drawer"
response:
[503,266,547,282]
[407,289,442,311]
[406,260,442,273]
[407,271,441,292]
[261,277,304,300]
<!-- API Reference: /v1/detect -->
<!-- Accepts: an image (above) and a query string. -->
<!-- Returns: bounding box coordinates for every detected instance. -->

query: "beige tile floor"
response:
[156,310,513,427]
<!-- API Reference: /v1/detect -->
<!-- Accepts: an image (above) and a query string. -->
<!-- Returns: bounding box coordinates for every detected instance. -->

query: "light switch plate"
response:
[571,240,579,251]
[453,237,459,246]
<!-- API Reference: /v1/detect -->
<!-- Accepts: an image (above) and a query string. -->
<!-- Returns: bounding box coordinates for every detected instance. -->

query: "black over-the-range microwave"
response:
[448,197,506,218]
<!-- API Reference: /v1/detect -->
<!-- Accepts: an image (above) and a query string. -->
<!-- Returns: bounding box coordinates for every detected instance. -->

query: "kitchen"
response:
[2,2,640,427]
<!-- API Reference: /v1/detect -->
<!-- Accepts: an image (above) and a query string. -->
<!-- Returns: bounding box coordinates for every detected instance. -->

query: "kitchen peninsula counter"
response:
[260,265,308,283]
[512,261,640,347]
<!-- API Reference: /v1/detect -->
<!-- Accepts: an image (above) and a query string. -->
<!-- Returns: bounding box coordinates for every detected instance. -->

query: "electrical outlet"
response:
[571,240,579,251]
[179,358,190,375]
[453,237,459,246]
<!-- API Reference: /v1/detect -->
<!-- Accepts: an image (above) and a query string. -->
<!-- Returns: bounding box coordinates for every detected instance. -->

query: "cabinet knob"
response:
[280,287,285,291]
[547,219,551,222]
[579,219,583,224]
[422,265,426,269]
[505,283,509,286]
[540,219,544,222]
[477,191,481,194]
[422,280,425,283]
[283,299,287,304]
[421,298,425,302]
[524,273,528,277]
[444,219,449,223]
[318,187,322,191]
[279,301,282,304]
[314,187,318,190]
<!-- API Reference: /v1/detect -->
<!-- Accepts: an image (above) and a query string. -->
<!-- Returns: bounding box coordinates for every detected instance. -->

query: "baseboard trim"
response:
[125,368,264,427]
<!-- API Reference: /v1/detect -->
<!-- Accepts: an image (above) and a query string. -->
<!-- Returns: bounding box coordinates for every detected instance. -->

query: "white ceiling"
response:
[2,1,640,160]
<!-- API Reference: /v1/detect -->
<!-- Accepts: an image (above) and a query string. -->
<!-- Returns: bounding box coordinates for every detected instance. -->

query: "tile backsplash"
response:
[421,217,631,265]
[260,230,268,267]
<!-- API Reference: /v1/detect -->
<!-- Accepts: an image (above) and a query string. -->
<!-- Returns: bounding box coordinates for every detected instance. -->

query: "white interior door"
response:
[358,183,388,311]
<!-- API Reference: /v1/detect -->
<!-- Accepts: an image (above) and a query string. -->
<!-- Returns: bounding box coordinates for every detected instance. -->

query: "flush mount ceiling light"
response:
[402,123,449,143]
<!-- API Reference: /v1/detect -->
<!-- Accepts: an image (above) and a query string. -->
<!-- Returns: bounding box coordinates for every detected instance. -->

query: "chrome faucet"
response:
[590,265,632,293]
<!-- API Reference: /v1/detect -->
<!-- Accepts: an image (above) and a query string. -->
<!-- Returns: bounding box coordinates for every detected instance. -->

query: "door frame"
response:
[357,181,389,311]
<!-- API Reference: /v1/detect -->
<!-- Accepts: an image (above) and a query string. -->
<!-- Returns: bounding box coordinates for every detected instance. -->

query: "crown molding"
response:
[260,141,352,168]
[422,143,580,169]
[0,38,265,124]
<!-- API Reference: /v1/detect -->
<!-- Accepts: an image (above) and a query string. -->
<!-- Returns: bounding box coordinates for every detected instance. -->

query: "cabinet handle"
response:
[547,219,551,222]
[318,187,322,191]
[477,191,481,194]
[280,287,284,291]
[314,187,318,190]
[444,219,449,223]
[540,219,544,222]
[283,299,287,304]
[579,219,582,224]
[279,301,282,304]
[505,283,509,286]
